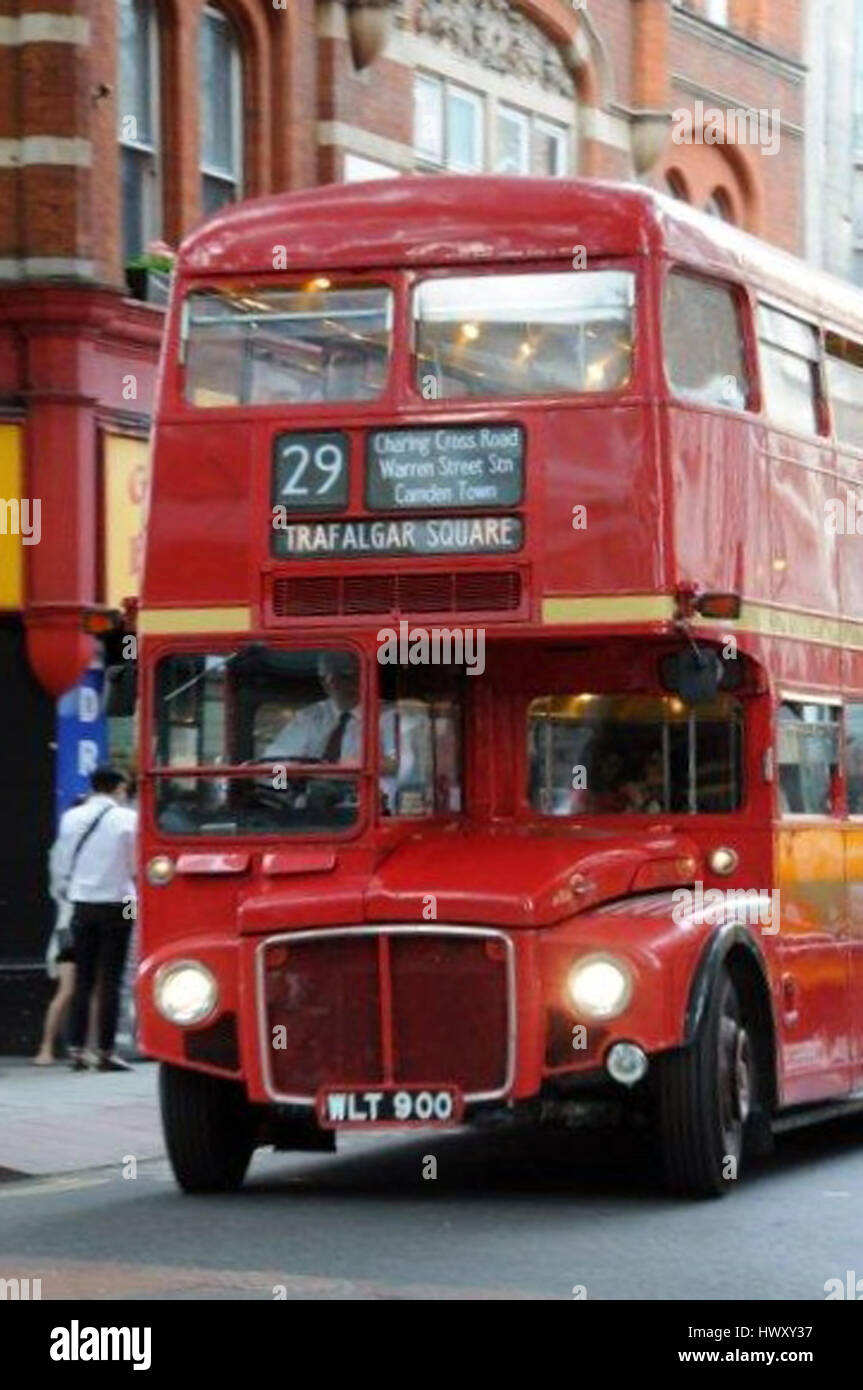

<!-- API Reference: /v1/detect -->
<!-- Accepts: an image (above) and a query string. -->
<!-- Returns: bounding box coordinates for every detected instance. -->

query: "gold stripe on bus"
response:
[542,596,676,625]
[542,595,863,651]
[701,602,863,651]
[137,607,253,635]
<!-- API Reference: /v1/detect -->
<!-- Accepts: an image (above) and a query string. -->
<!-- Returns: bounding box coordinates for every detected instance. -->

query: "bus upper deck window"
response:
[183,284,393,407]
[413,269,635,401]
[757,304,822,436]
[663,271,749,411]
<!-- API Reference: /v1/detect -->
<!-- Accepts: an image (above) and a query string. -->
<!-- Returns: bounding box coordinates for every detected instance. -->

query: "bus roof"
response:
[179,175,863,337]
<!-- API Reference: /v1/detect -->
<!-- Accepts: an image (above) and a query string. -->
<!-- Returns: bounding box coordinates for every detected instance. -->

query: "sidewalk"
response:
[0,1057,164,1178]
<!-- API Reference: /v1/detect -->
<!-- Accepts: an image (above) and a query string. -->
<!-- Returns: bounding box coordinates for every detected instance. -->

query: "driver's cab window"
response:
[378,666,463,818]
[153,647,362,836]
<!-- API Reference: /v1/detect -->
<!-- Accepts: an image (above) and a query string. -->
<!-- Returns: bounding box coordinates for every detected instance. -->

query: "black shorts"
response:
[55,942,76,965]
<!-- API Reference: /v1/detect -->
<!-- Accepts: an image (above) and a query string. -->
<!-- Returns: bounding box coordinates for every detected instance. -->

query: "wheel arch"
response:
[684,925,778,1114]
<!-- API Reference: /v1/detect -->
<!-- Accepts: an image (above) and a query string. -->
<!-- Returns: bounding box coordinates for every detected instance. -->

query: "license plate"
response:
[317,1085,463,1128]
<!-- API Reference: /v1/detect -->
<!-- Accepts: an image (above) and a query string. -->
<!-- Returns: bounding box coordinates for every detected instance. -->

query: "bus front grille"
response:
[268,570,522,619]
[260,928,512,1103]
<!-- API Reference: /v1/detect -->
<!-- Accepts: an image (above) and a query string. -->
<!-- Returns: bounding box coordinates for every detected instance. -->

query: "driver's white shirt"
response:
[264,699,362,763]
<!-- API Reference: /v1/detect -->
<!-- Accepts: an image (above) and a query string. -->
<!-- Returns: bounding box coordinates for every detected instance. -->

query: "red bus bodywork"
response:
[137,178,863,1195]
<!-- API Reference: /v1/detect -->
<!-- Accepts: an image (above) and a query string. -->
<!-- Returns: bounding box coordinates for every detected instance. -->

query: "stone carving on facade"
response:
[413,0,576,97]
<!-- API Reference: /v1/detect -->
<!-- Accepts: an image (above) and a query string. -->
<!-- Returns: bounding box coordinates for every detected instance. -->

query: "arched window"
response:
[200,6,243,215]
[705,188,735,222]
[666,170,689,202]
[117,0,161,263]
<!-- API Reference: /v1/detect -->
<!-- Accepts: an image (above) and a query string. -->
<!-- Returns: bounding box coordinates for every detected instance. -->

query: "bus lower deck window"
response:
[527,693,743,816]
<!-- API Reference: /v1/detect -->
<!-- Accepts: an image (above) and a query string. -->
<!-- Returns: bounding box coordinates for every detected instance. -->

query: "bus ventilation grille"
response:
[270,571,522,618]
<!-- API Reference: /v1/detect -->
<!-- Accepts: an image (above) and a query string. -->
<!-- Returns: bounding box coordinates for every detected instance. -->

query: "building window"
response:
[414,75,570,177]
[757,304,822,436]
[704,0,729,25]
[496,106,530,175]
[704,188,734,222]
[535,119,568,177]
[855,9,863,153]
[414,74,444,163]
[446,87,483,172]
[117,0,160,264]
[200,6,242,216]
[414,75,483,172]
[665,170,689,201]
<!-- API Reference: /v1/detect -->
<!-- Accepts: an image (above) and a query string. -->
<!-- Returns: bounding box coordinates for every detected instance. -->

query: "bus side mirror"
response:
[103,663,137,718]
[660,648,721,705]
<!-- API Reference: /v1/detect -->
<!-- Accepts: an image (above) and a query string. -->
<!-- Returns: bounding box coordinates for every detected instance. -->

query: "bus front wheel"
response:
[657,970,753,1199]
[159,1063,256,1194]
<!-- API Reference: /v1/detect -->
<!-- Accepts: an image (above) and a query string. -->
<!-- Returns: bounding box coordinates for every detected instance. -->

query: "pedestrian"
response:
[32,794,84,1065]
[50,766,138,1072]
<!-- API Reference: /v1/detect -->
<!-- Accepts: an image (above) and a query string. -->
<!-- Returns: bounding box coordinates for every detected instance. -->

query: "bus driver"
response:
[263,652,362,764]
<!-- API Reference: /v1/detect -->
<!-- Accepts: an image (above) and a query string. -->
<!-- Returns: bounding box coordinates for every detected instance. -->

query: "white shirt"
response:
[50,794,138,905]
[264,700,362,763]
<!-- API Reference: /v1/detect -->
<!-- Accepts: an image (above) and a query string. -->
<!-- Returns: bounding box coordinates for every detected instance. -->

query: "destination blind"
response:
[272,515,523,559]
[366,424,524,511]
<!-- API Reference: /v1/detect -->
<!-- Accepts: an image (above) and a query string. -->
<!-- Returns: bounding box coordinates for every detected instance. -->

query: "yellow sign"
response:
[0,424,24,609]
[104,434,151,609]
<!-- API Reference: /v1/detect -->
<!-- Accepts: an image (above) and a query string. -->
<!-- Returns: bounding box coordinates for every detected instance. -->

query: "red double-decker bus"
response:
[135,176,863,1197]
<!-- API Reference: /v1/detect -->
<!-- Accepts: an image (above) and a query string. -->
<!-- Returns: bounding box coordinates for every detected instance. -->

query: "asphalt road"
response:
[3,1117,863,1300]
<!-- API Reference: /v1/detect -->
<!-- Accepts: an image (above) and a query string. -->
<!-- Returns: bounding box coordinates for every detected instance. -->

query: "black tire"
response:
[657,970,754,1198]
[159,1063,256,1193]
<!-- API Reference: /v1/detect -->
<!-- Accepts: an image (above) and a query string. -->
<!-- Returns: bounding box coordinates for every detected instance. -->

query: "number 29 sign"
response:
[272,431,349,512]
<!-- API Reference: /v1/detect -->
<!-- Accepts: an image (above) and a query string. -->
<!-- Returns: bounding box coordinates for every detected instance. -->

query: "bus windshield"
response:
[183,283,393,407]
[152,647,465,834]
[527,694,743,816]
[414,269,634,399]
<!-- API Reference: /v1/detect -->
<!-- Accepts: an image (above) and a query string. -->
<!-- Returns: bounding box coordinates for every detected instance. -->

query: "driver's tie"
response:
[323,710,351,763]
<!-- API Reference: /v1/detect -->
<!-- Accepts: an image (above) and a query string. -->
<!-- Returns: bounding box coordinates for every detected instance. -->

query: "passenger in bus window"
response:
[619,750,664,813]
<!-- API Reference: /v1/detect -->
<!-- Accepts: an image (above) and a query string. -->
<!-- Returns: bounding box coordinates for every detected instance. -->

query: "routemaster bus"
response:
[131,175,863,1198]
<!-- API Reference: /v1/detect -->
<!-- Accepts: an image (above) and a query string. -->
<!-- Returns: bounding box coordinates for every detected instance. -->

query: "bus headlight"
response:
[154,961,218,1026]
[567,955,632,1020]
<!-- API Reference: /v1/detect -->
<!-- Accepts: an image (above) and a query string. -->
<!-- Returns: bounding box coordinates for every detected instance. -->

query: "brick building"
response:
[0,0,807,1048]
